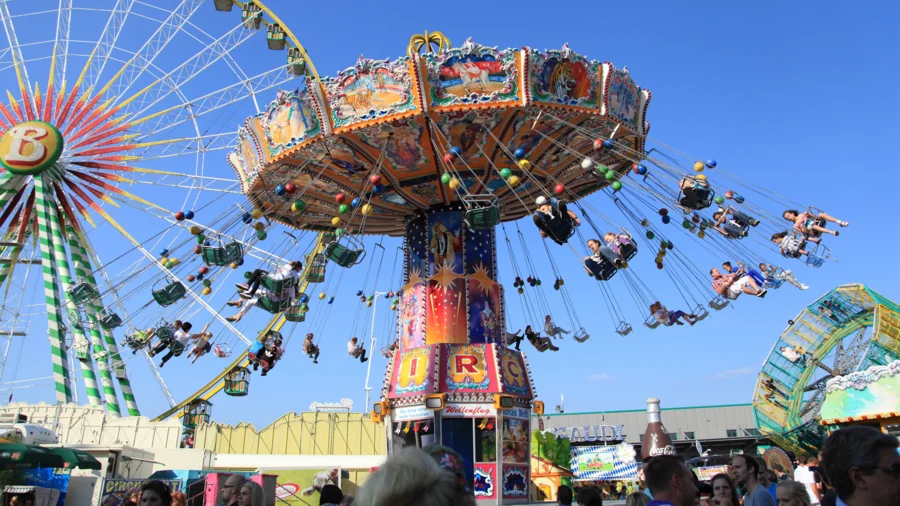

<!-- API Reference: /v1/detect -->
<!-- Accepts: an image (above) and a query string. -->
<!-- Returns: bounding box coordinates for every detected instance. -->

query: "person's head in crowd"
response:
[775,480,811,506]
[731,454,761,489]
[625,491,650,506]
[139,481,172,506]
[221,474,248,506]
[797,455,808,467]
[237,481,265,506]
[807,456,819,468]
[710,473,739,506]
[821,426,900,506]
[320,484,344,506]
[354,448,474,506]
[643,456,697,506]
[170,491,186,506]
[576,486,603,506]
[421,444,471,495]
[557,484,573,505]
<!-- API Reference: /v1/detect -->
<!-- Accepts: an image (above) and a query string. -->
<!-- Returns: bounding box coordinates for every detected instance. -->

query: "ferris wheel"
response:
[753,284,900,456]
[0,0,320,416]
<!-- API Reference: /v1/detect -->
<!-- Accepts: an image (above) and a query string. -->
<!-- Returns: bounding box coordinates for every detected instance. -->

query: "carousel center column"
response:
[375,205,537,505]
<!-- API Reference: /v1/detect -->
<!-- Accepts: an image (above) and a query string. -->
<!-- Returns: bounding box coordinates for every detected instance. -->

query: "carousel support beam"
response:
[47,205,106,409]
[33,175,73,404]
[67,227,141,416]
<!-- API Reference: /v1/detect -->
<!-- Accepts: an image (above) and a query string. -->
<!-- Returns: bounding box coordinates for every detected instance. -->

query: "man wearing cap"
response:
[533,196,580,245]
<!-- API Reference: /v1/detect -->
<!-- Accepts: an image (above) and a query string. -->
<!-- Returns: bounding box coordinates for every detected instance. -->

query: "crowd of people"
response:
[125,425,896,506]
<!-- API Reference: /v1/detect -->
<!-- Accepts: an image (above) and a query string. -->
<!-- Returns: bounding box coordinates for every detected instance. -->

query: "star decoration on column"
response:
[402,266,424,294]
[469,261,497,296]
[432,261,463,291]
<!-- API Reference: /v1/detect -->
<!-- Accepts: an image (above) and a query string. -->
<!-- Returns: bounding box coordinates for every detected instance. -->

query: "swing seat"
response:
[261,274,293,296]
[257,296,292,314]
[155,325,174,343]
[463,195,500,230]
[305,255,326,283]
[248,341,265,361]
[616,321,633,336]
[123,332,151,352]
[169,340,186,357]
[643,315,662,329]
[709,296,730,310]
[201,242,243,266]
[573,328,590,343]
[609,229,639,262]
[99,310,123,330]
[589,258,618,281]
[530,339,550,352]
[805,244,829,268]
[67,282,99,305]
[764,276,785,289]
[284,304,306,322]
[324,241,366,268]
[153,282,186,307]
[114,366,127,380]
[214,344,231,358]
[67,308,82,327]
[692,304,709,321]
[676,178,715,212]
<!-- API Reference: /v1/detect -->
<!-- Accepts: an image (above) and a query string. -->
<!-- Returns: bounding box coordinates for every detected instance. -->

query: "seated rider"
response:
[302,333,320,364]
[782,209,848,239]
[583,238,623,279]
[544,315,570,339]
[123,326,156,353]
[758,263,809,291]
[259,337,283,376]
[678,176,712,210]
[224,286,293,323]
[532,196,580,245]
[604,232,636,260]
[712,207,760,239]
[771,231,810,258]
[382,339,399,358]
[710,264,767,300]
[505,329,524,351]
[347,337,369,363]
[187,331,214,363]
[649,301,698,326]
[524,325,559,352]
[236,261,303,298]
[780,345,807,364]
[156,322,208,368]
[722,261,765,287]
[147,320,182,357]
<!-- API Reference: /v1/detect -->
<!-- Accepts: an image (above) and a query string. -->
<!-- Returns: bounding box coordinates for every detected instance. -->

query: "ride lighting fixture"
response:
[425,393,447,410]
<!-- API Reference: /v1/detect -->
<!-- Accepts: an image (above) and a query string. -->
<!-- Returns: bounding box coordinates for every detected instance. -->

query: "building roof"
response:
[539,403,753,417]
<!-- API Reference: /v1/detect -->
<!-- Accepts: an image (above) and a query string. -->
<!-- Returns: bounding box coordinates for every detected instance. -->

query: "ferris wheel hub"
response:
[0,121,63,176]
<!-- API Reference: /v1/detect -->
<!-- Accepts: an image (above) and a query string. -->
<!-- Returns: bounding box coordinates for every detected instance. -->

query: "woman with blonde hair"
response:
[354,448,473,506]
[237,481,266,506]
[625,490,650,506]
[776,480,811,506]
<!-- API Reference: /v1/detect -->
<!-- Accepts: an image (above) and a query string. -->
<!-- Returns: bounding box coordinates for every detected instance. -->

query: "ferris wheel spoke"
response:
[0,1,35,115]
[130,66,294,142]
[123,15,262,120]
[50,0,73,93]
[106,0,205,105]
[132,131,238,161]
[81,0,136,91]
[120,173,242,195]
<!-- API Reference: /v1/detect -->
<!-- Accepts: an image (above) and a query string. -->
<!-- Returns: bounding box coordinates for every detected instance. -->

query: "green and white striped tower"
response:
[47,204,106,410]
[33,175,73,403]
[68,228,140,416]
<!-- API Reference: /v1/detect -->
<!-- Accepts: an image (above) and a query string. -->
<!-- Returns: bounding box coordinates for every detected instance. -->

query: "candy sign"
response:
[551,424,624,442]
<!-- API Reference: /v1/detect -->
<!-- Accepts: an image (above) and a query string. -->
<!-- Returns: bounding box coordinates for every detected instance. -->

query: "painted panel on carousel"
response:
[356,118,430,175]
[399,279,426,350]
[259,89,321,161]
[497,349,532,398]
[230,125,261,187]
[466,227,501,345]
[473,464,496,499]
[309,141,369,186]
[388,346,436,397]
[529,44,598,108]
[426,275,468,345]
[428,211,464,276]
[406,215,428,279]
[405,180,442,207]
[438,109,507,164]
[603,64,641,132]
[424,38,519,107]
[820,360,900,423]
[502,465,529,498]
[323,55,417,130]
[441,344,496,392]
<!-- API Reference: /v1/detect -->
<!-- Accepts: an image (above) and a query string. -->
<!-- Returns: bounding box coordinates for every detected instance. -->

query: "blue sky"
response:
[4,0,899,427]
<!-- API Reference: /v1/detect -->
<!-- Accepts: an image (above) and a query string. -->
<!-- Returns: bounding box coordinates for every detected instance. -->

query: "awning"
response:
[3,486,36,494]
[50,447,102,470]
[0,444,64,469]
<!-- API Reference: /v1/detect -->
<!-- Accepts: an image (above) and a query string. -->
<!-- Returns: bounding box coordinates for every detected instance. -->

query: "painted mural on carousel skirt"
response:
[401,216,427,350]
[260,88,321,159]
[425,38,519,107]
[323,55,417,130]
[465,226,501,345]
[530,44,598,108]
[426,211,467,344]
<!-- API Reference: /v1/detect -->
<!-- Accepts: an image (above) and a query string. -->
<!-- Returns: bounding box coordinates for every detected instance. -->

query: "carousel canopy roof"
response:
[229,38,651,236]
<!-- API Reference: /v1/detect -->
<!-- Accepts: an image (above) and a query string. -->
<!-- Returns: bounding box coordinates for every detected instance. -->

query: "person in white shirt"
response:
[544,315,570,339]
[780,346,807,365]
[794,456,821,505]
[347,337,368,363]
[649,301,698,327]
[236,261,302,298]
[159,322,208,367]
